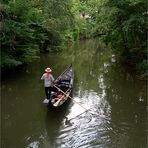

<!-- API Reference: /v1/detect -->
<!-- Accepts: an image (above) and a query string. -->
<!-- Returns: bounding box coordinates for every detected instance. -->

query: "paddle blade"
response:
[53,99,61,107]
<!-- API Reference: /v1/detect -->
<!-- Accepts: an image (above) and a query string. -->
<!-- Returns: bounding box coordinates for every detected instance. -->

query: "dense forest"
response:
[1,0,147,78]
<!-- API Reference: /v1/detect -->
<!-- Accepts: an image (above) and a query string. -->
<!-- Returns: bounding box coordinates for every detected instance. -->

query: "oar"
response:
[53,89,69,107]
[53,85,89,111]
[53,95,65,107]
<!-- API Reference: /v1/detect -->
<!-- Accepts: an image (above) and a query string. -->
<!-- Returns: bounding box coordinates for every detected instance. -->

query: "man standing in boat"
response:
[41,67,55,101]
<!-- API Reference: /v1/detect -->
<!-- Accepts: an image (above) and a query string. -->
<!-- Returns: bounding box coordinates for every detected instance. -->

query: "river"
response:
[1,39,147,148]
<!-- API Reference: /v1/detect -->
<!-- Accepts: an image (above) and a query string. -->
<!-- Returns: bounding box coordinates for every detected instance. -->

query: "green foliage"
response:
[70,0,98,39]
[1,1,38,69]
[40,0,75,48]
[95,0,147,78]
[1,0,147,78]
[0,54,22,68]
[137,59,148,78]
[1,0,74,69]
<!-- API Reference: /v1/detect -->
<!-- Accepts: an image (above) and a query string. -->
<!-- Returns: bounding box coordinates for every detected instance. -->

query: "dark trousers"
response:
[45,87,52,100]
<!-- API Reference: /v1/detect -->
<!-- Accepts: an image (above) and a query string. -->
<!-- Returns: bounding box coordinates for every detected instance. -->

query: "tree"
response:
[95,0,147,78]
[1,0,40,68]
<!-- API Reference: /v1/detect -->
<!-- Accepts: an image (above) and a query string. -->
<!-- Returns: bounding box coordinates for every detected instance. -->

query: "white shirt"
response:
[41,73,54,87]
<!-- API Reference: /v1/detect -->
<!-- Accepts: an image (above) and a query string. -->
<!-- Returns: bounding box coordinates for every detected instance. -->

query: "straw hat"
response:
[45,67,52,73]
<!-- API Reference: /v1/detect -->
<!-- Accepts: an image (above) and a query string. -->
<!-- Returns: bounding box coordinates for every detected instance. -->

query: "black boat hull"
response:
[49,65,74,107]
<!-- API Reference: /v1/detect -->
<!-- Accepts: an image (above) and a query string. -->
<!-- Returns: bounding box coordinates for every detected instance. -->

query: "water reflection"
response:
[45,101,71,146]
[1,39,147,148]
[102,62,147,148]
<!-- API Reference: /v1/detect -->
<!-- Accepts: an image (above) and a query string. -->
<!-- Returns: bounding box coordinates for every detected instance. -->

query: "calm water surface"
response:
[1,39,147,148]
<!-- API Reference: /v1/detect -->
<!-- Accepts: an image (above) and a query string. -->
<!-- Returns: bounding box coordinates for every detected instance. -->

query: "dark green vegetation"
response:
[1,0,147,78]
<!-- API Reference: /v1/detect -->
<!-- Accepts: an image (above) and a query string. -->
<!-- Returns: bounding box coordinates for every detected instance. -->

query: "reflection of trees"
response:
[103,63,147,147]
[104,63,147,104]
[70,39,112,92]
[39,38,112,94]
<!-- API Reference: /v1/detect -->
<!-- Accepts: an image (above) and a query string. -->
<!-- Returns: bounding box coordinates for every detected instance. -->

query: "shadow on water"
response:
[44,99,71,147]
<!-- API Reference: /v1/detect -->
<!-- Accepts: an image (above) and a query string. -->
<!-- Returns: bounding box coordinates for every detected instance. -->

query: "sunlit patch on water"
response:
[66,97,90,120]
[53,87,113,148]
[138,96,144,102]
[25,134,46,148]
[27,141,40,148]
[111,54,116,63]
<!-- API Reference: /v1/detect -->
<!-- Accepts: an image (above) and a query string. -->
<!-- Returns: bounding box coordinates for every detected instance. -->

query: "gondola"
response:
[44,64,74,107]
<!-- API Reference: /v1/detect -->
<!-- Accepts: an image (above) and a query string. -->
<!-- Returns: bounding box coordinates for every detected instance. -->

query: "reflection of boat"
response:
[50,65,74,107]
[45,100,71,147]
